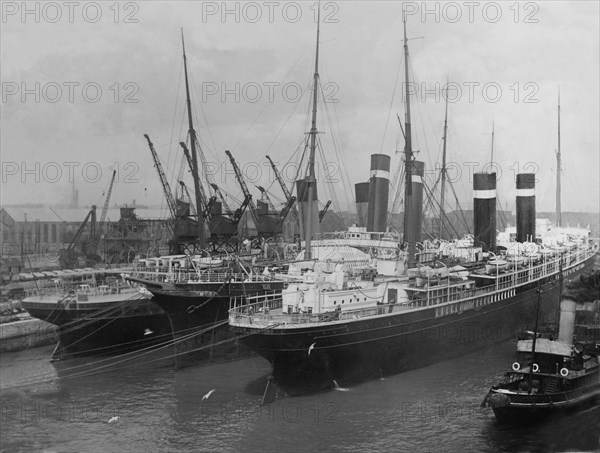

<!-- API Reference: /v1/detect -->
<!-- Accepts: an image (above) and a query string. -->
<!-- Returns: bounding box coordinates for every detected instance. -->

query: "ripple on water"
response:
[1,341,598,452]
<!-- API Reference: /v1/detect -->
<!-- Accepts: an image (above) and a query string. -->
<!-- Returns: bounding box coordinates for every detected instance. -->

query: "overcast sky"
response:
[1,1,599,219]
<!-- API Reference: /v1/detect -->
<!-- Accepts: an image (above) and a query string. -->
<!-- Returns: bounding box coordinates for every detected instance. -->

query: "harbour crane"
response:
[94,170,116,243]
[145,134,201,253]
[83,169,118,261]
[225,150,257,225]
[178,180,197,217]
[255,185,277,213]
[265,155,296,220]
[209,183,231,214]
[144,134,178,219]
[319,200,331,223]
[58,206,97,268]
[180,142,232,233]
[179,141,208,216]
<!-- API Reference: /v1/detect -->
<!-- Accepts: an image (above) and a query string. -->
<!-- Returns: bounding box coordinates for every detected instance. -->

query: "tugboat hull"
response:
[488,387,600,426]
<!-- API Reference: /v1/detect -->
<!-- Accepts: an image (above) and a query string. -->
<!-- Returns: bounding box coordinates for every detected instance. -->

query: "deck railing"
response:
[229,291,412,328]
[409,242,596,307]
[229,242,597,327]
[22,292,154,313]
[133,268,282,285]
[505,385,595,405]
[25,283,138,299]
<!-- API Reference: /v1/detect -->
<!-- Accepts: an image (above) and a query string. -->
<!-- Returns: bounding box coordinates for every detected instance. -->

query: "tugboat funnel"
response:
[558,298,577,346]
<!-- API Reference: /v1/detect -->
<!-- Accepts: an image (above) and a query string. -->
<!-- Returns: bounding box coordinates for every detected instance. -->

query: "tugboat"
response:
[482,273,600,426]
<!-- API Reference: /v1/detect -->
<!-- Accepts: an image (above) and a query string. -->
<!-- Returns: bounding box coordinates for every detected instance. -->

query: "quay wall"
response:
[0,317,58,352]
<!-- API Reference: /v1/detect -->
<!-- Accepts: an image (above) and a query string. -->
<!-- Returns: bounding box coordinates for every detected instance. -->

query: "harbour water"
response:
[1,341,598,452]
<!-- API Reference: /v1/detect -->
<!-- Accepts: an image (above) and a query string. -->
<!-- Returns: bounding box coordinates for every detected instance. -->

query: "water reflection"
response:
[482,404,599,452]
[0,341,598,452]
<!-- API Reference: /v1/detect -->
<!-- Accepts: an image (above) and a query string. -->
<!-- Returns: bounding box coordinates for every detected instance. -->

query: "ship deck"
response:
[131,269,290,285]
[229,302,412,329]
[229,244,598,330]
[22,288,147,312]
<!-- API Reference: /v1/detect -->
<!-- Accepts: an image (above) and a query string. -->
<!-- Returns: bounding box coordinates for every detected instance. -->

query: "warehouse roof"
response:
[1,206,169,223]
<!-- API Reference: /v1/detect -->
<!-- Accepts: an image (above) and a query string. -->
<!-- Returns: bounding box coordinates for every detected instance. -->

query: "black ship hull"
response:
[138,279,284,368]
[233,257,596,395]
[488,385,600,426]
[23,299,171,360]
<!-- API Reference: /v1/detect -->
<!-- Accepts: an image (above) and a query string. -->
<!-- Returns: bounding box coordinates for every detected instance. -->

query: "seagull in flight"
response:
[202,389,216,401]
[108,416,120,424]
[332,380,350,392]
[308,343,316,356]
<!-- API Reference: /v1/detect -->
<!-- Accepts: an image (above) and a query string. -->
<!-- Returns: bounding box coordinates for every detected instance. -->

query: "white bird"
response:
[139,287,153,297]
[108,416,119,424]
[144,328,154,336]
[332,380,350,392]
[202,389,216,401]
[308,342,316,356]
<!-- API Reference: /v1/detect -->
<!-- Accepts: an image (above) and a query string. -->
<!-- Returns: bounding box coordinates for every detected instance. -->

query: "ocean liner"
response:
[228,15,599,395]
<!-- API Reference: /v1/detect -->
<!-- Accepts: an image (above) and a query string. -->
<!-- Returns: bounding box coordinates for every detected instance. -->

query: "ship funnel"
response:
[366,154,391,232]
[473,172,497,251]
[516,173,536,242]
[355,182,369,228]
[405,160,425,246]
[558,298,577,346]
[296,178,320,239]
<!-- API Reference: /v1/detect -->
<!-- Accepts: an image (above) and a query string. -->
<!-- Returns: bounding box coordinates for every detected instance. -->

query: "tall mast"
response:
[402,14,416,267]
[528,283,543,389]
[304,3,321,260]
[181,29,205,248]
[439,82,449,240]
[556,88,562,227]
[490,121,495,171]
